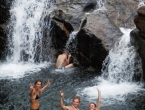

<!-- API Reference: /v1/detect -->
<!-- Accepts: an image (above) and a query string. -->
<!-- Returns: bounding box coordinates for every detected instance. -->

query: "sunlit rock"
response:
[85,10,123,50]
[105,0,139,28]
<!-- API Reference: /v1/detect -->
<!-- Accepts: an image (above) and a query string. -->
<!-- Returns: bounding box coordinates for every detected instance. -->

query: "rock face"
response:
[105,0,139,28]
[85,10,123,50]
[0,0,12,60]
[130,6,145,80]
[0,26,7,60]
[134,6,145,34]
[75,28,108,71]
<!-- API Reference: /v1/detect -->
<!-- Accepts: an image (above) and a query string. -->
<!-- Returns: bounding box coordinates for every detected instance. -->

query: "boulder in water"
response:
[85,10,123,50]
[134,6,145,34]
[74,28,108,72]
[130,6,145,80]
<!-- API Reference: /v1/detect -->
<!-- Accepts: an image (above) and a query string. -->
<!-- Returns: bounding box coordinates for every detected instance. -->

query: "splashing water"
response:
[65,31,78,53]
[97,0,106,10]
[102,28,143,83]
[7,0,54,63]
[138,0,145,8]
[0,0,54,79]
[77,28,144,106]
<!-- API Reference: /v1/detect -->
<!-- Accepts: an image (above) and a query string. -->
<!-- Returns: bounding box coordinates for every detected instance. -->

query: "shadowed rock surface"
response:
[130,6,145,80]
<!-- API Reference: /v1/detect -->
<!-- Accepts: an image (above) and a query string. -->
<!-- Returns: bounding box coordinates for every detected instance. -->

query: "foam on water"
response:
[0,62,50,79]
[77,28,144,106]
[138,0,145,8]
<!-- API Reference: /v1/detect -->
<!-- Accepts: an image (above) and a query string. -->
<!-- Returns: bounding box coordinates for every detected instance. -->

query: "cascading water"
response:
[102,28,143,83]
[7,0,54,63]
[0,0,55,79]
[77,28,144,106]
[65,31,78,53]
[138,0,145,8]
[97,0,106,10]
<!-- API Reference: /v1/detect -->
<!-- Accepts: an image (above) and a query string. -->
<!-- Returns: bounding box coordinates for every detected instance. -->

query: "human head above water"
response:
[34,80,42,85]
[72,96,80,108]
[89,102,96,110]
[73,96,80,103]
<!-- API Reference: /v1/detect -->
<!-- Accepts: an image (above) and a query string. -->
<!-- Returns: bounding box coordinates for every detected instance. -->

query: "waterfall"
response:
[0,0,55,79]
[138,0,145,8]
[7,0,54,63]
[101,28,143,83]
[78,28,144,106]
[65,31,78,53]
[97,0,106,10]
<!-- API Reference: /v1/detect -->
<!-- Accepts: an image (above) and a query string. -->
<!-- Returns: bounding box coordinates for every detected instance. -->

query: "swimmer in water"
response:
[29,79,50,110]
[89,88,101,110]
[56,51,73,69]
[60,91,80,110]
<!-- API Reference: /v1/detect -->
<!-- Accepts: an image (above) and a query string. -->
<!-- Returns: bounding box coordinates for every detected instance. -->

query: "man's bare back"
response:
[56,52,73,69]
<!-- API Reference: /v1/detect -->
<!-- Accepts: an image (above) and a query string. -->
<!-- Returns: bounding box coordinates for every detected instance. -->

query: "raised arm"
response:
[66,54,71,64]
[40,80,50,93]
[29,83,34,96]
[60,91,68,110]
[96,88,101,110]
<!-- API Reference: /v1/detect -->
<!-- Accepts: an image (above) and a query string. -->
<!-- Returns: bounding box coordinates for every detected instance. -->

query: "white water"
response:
[97,0,106,10]
[65,31,78,53]
[77,28,144,106]
[138,0,145,8]
[0,62,50,79]
[7,0,54,63]
[0,0,54,79]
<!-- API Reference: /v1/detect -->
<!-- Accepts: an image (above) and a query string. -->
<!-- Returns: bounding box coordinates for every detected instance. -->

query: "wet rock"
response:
[0,26,7,60]
[134,6,145,34]
[75,28,108,72]
[54,0,97,30]
[0,0,11,24]
[130,6,145,80]
[130,28,145,80]
[85,10,123,50]
[137,6,145,17]
[105,0,139,28]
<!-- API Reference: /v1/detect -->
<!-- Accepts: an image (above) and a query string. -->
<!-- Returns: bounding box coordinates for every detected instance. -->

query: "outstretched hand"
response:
[30,83,34,90]
[97,88,100,92]
[46,79,50,86]
[60,91,64,97]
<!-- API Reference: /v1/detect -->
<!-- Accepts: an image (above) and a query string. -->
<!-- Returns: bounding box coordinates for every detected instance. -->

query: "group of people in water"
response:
[29,51,101,110]
[29,80,101,110]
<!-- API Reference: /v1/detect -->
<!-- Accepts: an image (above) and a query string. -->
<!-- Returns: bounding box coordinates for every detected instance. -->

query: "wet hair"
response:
[34,80,42,85]
[89,102,96,107]
[73,96,80,103]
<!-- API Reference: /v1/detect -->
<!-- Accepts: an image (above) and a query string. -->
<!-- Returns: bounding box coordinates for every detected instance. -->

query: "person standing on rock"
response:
[29,79,50,110]
[89,88,101,110]
[56,51,73,69]
[60,91,80,110]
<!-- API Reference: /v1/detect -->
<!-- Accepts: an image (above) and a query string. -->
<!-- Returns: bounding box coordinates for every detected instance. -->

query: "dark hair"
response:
[73,96,80,103]
[34,80,42,85]
[89,102,96,107]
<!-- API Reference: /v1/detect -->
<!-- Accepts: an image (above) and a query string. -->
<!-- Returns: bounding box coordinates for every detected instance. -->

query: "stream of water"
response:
[0,0,145,110]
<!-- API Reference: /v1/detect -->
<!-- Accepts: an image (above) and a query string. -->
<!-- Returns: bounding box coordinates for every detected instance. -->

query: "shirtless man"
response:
[89,88,101,110]
[56,51,73,69]
[60,91,80,110]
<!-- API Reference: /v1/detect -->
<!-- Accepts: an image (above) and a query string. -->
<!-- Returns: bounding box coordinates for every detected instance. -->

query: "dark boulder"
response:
[0,26,7,60]
[130,28,145,80]
[69,28,108,72]
[134,6,145,34]
[0,0,11,24]
[130,6,145,80]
